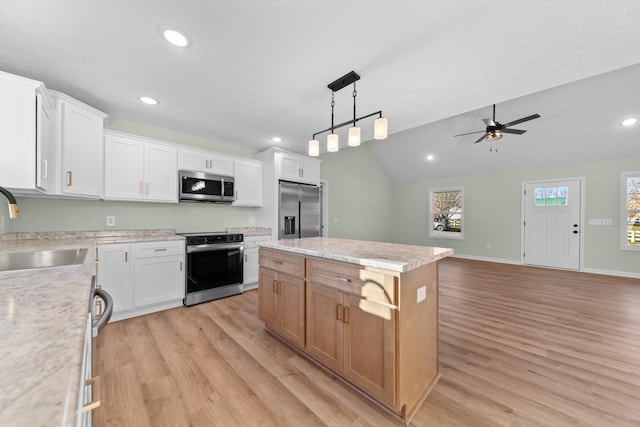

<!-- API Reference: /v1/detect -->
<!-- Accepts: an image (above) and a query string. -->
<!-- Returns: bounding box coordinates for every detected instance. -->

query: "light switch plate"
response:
[588,218,602,225]
[417,286,426,303]
[602,218,613,226]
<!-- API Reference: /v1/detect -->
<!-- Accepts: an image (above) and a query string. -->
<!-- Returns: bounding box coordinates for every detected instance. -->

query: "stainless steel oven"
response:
[180,232,244,306]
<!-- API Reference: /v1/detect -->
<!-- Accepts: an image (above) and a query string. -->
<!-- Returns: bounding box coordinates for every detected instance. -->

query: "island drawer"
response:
[307,257,397,306]
[259,248,305,278]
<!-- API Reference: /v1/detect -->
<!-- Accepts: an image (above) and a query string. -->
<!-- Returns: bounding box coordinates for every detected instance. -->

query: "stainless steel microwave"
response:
[179,170,235,203]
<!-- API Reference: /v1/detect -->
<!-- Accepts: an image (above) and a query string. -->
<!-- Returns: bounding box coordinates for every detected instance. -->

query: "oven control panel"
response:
[183,233,243,246]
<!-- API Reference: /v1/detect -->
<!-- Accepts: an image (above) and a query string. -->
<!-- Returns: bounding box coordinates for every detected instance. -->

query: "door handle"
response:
[573,230,579,234]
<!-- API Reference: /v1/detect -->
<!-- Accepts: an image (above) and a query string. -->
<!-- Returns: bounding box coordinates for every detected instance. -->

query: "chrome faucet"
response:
[0,186,20,219]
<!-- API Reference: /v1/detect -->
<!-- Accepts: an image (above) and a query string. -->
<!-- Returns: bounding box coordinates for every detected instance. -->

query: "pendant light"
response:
[348,83,361,147]
[308,70,388,157]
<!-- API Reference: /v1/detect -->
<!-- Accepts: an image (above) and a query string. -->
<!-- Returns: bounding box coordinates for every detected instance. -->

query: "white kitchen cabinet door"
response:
[278,152,320,185]
[104,135,145,200]
[233,159,262,207]
[144,144,178,202]
[36,91,54,192]
[178,148,234,176]
[134,255,185,308]
[0,71,41,190]
[57,93,107,197]
[96,244,133,314]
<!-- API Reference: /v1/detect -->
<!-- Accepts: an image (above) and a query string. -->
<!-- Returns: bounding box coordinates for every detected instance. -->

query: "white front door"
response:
[523,179,581,270]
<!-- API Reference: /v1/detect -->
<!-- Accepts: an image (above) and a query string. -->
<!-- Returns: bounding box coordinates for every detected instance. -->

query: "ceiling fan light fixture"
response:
[308,139,320,157]
[486,130,503,141]
[348,126,361,146]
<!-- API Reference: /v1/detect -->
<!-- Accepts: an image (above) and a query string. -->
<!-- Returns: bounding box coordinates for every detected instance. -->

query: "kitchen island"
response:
[257,237,453,422]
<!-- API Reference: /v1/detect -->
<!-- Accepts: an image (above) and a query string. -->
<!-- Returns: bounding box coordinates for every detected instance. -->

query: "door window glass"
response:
[534,186,569,207]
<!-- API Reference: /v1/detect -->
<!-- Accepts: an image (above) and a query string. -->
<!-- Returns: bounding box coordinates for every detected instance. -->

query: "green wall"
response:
[319,144,395,242]
[9,197,257,233]
[318,145,639,276]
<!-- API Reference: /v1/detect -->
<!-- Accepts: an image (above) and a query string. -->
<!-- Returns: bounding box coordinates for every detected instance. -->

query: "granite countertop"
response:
[0,229,184,427]
[258,237,454,273]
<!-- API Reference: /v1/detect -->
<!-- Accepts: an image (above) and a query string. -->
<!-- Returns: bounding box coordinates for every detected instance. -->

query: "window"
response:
[534,185,569,207]
[429,186,464,239]
[621,171,640,250]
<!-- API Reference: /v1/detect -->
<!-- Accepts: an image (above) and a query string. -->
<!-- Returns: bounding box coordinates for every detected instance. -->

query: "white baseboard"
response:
[450,254,640,280]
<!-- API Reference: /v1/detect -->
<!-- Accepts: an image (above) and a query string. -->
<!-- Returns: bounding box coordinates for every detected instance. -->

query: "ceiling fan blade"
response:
[503,114,540,128]
[474,133,488,144]
[482,118,496,127]
[501,128,527,135]
[453,130,486,137]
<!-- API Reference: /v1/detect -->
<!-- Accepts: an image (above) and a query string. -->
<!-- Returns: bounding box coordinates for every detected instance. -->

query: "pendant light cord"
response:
[352,82,357,125]
[330,91,335,133]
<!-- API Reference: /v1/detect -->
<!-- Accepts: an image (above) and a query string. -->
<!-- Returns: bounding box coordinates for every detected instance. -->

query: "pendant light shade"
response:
[374,117,388,140]
[327,134,339,152]
[308,139,320,157]
[348,126,361,146]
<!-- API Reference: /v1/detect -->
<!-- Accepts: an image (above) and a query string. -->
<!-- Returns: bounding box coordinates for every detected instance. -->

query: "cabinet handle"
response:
[155,248,168,252]
[343,306,350,324]
[244,254,247,262]
[66,171,73,186]
[336,304,343,321]
[146,182,149,195]
[273,279,278,293]
[336,276,352,283]
[124,251,128,262]
[236,190,238,200]
[41,160,48,179]
[301,168,304,178]
[180,261,183,271]
[81,376,101,413]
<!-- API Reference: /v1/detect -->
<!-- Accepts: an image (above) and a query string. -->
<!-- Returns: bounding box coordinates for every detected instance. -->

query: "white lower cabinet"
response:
[243,235,271,290]
[97,240,185,321]
[75,312,94,427]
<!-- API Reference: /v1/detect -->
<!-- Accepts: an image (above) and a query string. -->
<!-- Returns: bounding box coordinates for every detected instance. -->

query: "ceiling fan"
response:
[453,104,541,144]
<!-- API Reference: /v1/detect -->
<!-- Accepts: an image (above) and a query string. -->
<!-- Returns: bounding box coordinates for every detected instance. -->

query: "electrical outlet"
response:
[589,218,602,225]
[249,216,255,225]
[602,218,613,226]
[334,217,338,223]
[417,286,426,303]
[106,216,116,226]
[486,243,492,249]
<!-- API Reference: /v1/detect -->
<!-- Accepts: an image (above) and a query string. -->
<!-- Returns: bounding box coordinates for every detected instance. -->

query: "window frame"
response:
[429,186,464,240]
[621,171,640,251]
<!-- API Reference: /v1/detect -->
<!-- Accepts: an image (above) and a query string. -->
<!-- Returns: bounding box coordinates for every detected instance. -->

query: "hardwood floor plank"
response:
[93,258,640,427]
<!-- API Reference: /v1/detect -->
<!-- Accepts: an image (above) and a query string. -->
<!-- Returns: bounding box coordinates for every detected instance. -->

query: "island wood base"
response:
[258,247,441,423]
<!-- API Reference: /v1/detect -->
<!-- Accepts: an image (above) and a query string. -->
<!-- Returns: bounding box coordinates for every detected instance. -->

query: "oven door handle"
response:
[187,243,244,253]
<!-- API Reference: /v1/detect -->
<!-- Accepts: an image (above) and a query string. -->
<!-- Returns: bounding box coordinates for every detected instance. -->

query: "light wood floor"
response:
[94,258,640,426]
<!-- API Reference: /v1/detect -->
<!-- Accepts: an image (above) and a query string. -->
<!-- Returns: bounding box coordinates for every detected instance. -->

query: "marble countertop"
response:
[0,229,183,427]
[258,237,453,273]
[226,226,272,237]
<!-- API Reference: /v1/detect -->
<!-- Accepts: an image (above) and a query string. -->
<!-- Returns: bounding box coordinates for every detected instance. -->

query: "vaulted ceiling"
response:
[1,0,640,182]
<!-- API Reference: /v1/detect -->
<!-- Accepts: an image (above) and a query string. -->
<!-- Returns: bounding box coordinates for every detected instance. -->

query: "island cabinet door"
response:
[276,272,306,348]
[258,267,277,328]
[306,282,344,371]
[343,295,396,407]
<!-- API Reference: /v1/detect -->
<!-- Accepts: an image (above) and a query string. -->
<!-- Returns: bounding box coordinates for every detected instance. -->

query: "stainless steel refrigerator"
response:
[279,181,322,239]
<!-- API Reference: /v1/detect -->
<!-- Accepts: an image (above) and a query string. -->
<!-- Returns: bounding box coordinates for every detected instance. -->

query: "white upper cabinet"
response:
[51,91,108,198]
[179,148,234,176]
[104,131,178,202]
[233,159,263,207]
[36,92,54,192]
[0,71,53,192]
[278,151,321,185]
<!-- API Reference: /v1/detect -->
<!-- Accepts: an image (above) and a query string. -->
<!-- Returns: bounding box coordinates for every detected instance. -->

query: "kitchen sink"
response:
[0,248,89,272]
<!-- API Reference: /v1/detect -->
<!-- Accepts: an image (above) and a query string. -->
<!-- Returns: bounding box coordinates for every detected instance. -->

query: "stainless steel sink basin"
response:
[0,248,89,272]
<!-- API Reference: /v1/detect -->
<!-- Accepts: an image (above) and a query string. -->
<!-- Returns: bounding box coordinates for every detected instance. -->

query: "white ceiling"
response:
[1,0,640,182]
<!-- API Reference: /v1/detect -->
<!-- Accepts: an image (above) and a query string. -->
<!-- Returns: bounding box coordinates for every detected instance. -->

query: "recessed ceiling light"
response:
[426,154,435,161]
[139,96,158,105]
[271,137,283,143]
[622,117,637,127]
[162,27,190,47]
